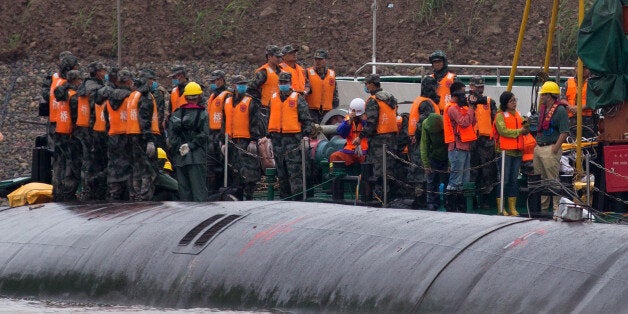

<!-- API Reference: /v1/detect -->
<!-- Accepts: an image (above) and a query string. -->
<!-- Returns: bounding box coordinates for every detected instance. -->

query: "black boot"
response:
[444,190,457,212]
[457,192,467,212]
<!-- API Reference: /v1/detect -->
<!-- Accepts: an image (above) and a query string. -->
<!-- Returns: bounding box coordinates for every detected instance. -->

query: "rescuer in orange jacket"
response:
[443,81,476,212]
[305,49,339,123]
[51,69,82,202]
[250,45,285,116]
[329,98,368,166]
[267,72,313,200]
[468,75,498,209]
[206,70,232,195]
[355,74,398,199]
[428,50,459,112]
[493,91,531,217]
[280,44,309,95]
[168,65,189,114]
[563,65,597,138]
[41,51,74,152]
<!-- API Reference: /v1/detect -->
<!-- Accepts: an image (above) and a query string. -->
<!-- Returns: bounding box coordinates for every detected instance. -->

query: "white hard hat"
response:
[349,98,366,116]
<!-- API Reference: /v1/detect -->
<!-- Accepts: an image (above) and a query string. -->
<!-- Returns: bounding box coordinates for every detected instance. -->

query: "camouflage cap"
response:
[60,55,79,70]
[58,51,73,61]
[266,45,284,57]
[118,69,133,82]
[313,49,328,59]
[168,65,186,77]
[231,75,248,84]
[66,70,82,82]
[139,68,156,79]
[364,73,380,84]
[87,62,105,75]
[469,75,485,86]
[278,72,292,82]
[282,44,299,54]
[209,70,226,81]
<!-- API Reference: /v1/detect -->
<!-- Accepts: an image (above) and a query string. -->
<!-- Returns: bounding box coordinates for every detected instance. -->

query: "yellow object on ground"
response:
[7,182,53,207]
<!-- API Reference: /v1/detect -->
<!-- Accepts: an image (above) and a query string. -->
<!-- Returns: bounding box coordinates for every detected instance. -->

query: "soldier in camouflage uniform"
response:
[41,51,74,152]
[101,69,133,201]
[168,82,210,202]
[223,75,265,200]
[356,74,398,198]
[140,69,169,152]
[249,45,285,119]
[268,72,313,200]
[206,70,231,195]
[127,76,158,201]
[75,62,108,201]
[52,69,82,201]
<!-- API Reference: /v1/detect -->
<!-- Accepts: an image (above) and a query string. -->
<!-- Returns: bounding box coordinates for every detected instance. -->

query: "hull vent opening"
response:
[178,214,224,246]
[194,214,242,246]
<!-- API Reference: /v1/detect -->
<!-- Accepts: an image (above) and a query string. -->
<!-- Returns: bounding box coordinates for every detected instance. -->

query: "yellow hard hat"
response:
[157,147,173,171]
[539,81,560,95]
[163,160,173,171]
[183,82,202,96]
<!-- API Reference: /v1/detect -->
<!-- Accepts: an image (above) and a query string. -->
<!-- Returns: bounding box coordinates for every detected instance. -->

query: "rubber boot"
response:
[444,190,457,212]
[508,197,520,216]
[497,198,509,216]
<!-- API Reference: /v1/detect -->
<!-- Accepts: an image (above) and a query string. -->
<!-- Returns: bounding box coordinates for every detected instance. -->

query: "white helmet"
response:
[349,98,366,116]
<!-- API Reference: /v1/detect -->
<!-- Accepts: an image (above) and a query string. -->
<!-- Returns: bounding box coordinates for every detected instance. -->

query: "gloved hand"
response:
[179,143,190,156]
[221,144,226,156]
[355,144,363,157]
[247,141,258,155]
[146,141,156,157]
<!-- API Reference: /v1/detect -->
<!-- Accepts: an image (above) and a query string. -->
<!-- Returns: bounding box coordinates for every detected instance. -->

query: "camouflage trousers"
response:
[52,134,81,201]
[107,134,131,201]
[206,131,224,195]
[366,133,398,183]
[128,135,157,201]
[407,140,426,184]
[470,135,497,194]
[74,127,99,201]
[230,138,261,200]
[90,132,108,200]
[272,133,306,200]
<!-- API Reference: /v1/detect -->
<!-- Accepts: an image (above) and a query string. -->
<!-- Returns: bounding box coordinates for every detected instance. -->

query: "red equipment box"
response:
[603,145,628,192]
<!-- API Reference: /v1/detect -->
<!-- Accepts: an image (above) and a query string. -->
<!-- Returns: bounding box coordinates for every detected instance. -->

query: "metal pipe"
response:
[585,154,591,212]
[543,0,560,73]
[383,143,387,207]
[507,0,532,92]
[223,133,228,188]
[575,0,586,175]
[371,0,377,74]
[302,137,307,201]
[499,150,506,215]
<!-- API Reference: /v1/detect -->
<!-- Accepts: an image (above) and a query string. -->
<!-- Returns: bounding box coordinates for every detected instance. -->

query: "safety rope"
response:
[385,149,500,173]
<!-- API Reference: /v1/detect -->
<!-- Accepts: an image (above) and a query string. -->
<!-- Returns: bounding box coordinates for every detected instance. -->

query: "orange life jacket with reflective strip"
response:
[342,115,369,152]
[474,97,493,137]
[443,102,477,144]
[369,95,398,134]
[107,98,128,136]
[207,90,231,130]
[256,63,281,107]
[224,95,253,139]
[55,89,75,134]
[305,68,336,110]
[76,95,91,127]
[408,96,439,135]
[566,77,592,117]
[125,91,143,135]
[495,110,524,151]
[93,102,107,133]
[49,74,66,123]
[281,62,307,93]
[170,85,187,113]
[431,72,455,112]
[149,93,160,135]
[268,92,301,133]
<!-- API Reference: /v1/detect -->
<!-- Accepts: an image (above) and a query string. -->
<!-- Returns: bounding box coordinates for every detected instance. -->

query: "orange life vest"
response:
[170,85,187,113]
[207,90,231,130]
[495,110,524,151]
[474,97,493,137]
[256,63,281,107]
[107,98,128,136]
[430,72,456,112]
[93,102,107,133]
[55,89,75,135]
[268,92,301,133]
[566,77,592,117]
[443,102,477,144]
[125,91,143,135]
[306,68,336,111]
[49,74,66,123]
[522,133,536,162]
[224,95,253,139]
[408,96,439,136]
[281,62,306,93]
[342,115,369,152]
[75,94,91,127]
[149,94,160,135]
[368,95,398,134]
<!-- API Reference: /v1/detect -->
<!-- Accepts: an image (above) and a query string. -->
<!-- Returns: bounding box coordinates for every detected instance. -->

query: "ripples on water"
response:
[0,298,270,313]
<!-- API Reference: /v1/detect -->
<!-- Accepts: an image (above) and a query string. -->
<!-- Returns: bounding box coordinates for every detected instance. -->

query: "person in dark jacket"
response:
[168,82,210,201]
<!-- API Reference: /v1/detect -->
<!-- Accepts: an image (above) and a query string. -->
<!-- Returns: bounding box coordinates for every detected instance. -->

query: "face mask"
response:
[363,86,370,94]
[278,84,291,92]
[236,84,247,94]
[151,81,158,91]
[210,83,218,91]
[172,79,180,87]
[104,74,109,82]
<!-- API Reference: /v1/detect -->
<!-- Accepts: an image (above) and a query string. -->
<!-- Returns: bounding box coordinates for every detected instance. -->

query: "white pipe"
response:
[499,150,506,215]
[371,0,377,74]
[301,138,307,201]
[383,143,387,207]
[223,133,228,188]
